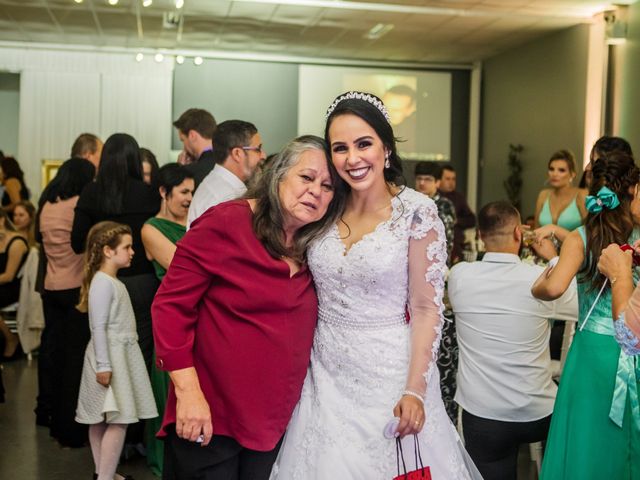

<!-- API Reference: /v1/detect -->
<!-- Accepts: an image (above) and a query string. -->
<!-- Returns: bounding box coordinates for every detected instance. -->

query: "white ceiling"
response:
[0,0,631,64]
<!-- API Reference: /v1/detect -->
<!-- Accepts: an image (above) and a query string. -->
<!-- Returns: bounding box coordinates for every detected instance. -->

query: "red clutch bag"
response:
[393,435,432,480]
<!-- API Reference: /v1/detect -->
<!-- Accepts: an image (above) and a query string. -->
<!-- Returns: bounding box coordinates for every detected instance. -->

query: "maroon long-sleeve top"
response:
[152,200,318,451]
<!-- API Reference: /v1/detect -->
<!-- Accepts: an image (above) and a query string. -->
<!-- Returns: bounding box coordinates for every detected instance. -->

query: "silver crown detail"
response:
[325,91,391,123]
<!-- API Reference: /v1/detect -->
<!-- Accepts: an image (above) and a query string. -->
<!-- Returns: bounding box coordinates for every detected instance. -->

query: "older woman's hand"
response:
[393,394,425,437]
[598,244,633,282]
[170,367,214,446]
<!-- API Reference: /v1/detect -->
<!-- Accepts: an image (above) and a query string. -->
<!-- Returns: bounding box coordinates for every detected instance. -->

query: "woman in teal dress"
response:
[141,163,194,476]
[534,149,587,243]
[532,151,640,479]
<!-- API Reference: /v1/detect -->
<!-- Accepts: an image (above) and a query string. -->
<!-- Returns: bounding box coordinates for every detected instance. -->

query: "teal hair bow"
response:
[585,186,620,213]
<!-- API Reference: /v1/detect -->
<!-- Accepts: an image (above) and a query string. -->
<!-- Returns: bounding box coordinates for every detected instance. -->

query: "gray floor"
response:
[0,357,157,480]
[0,357,538,480]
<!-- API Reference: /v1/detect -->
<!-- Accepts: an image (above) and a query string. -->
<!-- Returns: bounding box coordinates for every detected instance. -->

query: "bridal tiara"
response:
[325,91,391,124]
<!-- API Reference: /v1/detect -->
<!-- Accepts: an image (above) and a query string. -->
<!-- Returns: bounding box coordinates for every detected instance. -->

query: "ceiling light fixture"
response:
[155,53,164,62]
[142,0,152,6]
[175,0,184,9]
[194,56,203,66]
[135,53,144,62]
[108,0,119,5]
[365,23,394,40]
[175,55,185,64]
[74,0,84,4]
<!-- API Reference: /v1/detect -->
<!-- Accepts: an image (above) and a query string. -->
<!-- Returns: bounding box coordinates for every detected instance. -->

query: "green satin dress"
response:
[540,227,640,479]
[144,217,186,477]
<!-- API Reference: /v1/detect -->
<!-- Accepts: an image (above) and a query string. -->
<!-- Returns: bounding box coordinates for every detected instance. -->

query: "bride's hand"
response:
[393,395,425,437]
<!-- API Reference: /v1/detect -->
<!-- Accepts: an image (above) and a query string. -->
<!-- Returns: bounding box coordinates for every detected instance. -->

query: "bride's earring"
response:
[384,152,390,169]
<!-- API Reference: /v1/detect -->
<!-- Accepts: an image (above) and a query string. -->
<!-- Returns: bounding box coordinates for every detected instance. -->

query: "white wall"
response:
[0,46,174,196]
[0,72,19,157]
[480,25,591,217]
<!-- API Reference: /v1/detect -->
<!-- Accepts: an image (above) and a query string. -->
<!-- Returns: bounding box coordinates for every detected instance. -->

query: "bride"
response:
[271,92,481,479]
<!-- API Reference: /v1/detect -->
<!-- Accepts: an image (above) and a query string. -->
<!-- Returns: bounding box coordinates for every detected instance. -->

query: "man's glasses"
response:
[241,144,263,153]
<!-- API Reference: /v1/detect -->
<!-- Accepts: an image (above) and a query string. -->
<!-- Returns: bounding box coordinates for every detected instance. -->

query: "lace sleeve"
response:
[614,314,640,355]
[405,201,447,396]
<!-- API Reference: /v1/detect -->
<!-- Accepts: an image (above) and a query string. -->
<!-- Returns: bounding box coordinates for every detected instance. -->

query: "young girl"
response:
[75,221,157,480]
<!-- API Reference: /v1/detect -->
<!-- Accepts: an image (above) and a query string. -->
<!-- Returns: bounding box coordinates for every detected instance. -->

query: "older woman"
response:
[152,135,344,479]
[598,242,640,354]
[141,163,194,476]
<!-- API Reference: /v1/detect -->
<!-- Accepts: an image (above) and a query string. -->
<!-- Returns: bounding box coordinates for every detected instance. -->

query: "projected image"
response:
[299,65,451,161]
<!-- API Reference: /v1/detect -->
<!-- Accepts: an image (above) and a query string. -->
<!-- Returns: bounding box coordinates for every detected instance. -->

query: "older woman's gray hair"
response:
[246,134,345,262]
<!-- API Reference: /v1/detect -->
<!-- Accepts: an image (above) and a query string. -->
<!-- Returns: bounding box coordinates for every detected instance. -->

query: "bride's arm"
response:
[394,201,447,437]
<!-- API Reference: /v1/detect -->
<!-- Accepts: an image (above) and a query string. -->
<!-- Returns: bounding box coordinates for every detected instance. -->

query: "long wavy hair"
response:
[245,135,346,263]
[580,151,640,289]
[77,221,131,312]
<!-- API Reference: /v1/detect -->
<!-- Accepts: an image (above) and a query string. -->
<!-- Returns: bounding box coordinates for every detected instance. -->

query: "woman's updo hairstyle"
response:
[581,151,640,288]
[325,92,403,184]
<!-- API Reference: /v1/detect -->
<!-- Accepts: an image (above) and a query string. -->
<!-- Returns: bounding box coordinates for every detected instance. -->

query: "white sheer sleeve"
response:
[405,201,448,397]
[88,273,114,373]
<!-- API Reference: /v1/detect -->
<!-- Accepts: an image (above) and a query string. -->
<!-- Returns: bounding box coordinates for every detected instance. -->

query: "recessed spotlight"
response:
[142,0,152,6]
[154,53,164,63]
[175,0,184,9]
[108,0,119,5]
[194,56,203,66]
[74,0,83,4]
[175,55,185,64]
[135,53,144,62]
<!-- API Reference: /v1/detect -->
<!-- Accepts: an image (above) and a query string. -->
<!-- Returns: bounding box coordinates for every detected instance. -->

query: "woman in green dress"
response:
[141,163,194,476]
[532,151,640,479]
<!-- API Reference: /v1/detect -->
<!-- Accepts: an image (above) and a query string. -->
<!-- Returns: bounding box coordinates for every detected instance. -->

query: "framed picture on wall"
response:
[41,159,64,189]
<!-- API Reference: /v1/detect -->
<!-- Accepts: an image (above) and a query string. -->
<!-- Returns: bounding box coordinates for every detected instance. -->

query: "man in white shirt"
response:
[448,201,578,480]
[187,120,266,228]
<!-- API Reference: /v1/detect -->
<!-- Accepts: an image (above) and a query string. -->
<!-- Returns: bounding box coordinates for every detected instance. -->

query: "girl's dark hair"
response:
[140,148,160,189]
[548,149,576,175]
[96,133,143,214]
[0,156,25,183]
[157,163,194,197]
[40,158,95,206]
[245,135,346,262]
[324,92,403,185]
[580,151,640,289]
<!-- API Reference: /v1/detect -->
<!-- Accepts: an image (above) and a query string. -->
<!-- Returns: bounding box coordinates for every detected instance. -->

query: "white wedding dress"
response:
[271,188,482,479]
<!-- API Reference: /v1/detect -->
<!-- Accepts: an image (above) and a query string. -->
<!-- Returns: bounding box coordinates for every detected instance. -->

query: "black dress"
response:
[0,235,28,308]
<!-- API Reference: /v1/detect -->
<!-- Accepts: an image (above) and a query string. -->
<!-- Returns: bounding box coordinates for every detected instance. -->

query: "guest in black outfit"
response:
[141,148,160,189]
[173,108,217,189]
[36,157,95,444]
[439,164,476,264]
[0,155,30,213]
[71,133,161,371]
[0,208,28,358]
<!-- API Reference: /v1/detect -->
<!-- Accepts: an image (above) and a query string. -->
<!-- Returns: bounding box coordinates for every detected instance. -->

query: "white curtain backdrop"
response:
[0,46,174,197]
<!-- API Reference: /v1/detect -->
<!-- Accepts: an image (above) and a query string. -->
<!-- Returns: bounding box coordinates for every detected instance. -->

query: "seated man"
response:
[448,201,577,480]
